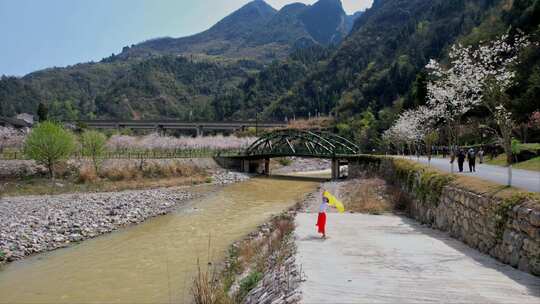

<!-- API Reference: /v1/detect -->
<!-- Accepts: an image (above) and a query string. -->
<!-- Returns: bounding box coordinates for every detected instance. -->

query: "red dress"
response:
[316,212,327,234]
[316,201,328,234]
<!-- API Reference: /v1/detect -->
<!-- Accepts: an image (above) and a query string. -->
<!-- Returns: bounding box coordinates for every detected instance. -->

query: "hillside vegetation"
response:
[0,0,539,150]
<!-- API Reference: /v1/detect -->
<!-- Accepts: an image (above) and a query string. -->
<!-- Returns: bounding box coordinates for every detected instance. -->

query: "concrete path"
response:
[408,157,540,192]
[295,213,540,304]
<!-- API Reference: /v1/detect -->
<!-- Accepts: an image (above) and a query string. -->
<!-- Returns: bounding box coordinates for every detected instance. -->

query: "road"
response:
[407,156,540,192]
[295,212,540,304]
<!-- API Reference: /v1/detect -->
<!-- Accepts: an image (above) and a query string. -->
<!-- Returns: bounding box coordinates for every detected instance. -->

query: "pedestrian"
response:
[457,149,466,173]
[468,148,477,172]
[478,148,485,164]
[316,192,336,239]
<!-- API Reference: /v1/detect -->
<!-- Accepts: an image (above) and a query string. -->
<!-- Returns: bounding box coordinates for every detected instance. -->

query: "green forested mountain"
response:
[269,0,504,118]
[0,0,539,148]
[264,0,540,148]
[94,57,253,120]
[0,0,360,120]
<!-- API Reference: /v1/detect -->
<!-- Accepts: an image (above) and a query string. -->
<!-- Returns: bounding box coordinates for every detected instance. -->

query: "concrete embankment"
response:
[294,177,540,304]
[349,156,540,276]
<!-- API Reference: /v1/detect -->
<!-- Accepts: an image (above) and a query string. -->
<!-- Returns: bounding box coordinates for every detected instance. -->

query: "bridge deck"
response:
[76,120,287,130]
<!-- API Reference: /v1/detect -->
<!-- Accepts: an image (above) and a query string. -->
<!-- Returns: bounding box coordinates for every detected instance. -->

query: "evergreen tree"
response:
[37,102,48,122]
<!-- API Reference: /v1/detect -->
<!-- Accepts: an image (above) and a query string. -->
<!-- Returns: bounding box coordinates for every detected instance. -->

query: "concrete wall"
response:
[349,158,540,276]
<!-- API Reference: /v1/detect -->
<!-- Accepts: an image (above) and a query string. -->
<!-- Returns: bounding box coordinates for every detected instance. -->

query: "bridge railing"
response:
[0,148,244,161]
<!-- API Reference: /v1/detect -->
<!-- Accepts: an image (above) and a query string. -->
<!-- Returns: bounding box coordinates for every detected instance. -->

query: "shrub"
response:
[77,165,99,183]
[97,161,205,182]
[277,158,293,166]
[100,165,140,181]
[237,271,263,301]
[24,122,76,179]
[80,130,107,174]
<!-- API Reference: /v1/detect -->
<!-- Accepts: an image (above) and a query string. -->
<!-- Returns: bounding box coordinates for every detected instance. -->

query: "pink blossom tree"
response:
[0,127,26,154]
[106,133,257,152]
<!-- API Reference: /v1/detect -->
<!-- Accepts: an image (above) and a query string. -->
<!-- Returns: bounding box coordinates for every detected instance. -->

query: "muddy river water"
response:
[0,175,323,304]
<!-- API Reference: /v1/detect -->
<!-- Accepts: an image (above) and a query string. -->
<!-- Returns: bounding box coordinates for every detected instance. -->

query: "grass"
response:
[0,159,210,197]
[277,158,293,167]
[342,178,394,214]
[192,259,232,304]
[237,272,263,301]
[215,214,296,303]
[520,143,540,150]
[486,155,540,171]
[514,157,540,171]
[485,154,508,166]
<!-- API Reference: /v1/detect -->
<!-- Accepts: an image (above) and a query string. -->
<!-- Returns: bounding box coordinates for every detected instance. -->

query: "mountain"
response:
[2,0,538,135]
[266,0,510,118]
[265,0,540,148]
[298,0,352,45]
[121,0,278,60]
[0,0,361,120]
[120,0,361,61]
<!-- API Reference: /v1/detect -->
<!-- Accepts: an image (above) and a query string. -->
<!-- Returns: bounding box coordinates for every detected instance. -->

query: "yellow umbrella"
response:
[323,191,345,213]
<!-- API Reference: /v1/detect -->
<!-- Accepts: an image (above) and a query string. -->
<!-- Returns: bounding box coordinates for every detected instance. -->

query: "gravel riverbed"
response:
[0,170,250,264]
[274,157,331,174]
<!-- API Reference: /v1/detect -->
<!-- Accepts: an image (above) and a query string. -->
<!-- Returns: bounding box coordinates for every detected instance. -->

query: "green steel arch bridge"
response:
[219,129,361,179]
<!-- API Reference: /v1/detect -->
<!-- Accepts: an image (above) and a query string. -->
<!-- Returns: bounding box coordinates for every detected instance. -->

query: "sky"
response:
[0,0,373,77]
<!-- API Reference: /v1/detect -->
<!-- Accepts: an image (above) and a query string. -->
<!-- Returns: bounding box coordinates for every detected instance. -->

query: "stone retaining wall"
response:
[349,158,540,276]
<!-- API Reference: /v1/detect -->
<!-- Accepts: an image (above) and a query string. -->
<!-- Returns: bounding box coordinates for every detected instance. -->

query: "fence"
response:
[0,148,243,161]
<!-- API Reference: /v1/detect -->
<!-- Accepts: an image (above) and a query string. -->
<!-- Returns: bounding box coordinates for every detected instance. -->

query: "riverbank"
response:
[201,201,308,304]
[0,170,250,265]
[201,181,336,304]
[0,158,231,197]
[0,173,318,304]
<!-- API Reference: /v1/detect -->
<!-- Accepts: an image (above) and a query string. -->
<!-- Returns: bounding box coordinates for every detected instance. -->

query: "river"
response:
[0,175,322,304]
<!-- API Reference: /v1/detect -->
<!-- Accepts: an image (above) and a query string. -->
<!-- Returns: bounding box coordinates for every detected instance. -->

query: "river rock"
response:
[0,187,194,263]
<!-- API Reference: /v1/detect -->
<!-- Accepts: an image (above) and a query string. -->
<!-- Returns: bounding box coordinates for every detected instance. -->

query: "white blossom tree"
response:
[383,105,438,161]
[385,34,535,182]
[425,34,533,183]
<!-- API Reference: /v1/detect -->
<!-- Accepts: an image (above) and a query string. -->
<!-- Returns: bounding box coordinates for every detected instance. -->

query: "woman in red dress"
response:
[316,195,330,239]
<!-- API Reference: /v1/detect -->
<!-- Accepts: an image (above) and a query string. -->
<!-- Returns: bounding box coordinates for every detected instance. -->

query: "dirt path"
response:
[295,212,540,303]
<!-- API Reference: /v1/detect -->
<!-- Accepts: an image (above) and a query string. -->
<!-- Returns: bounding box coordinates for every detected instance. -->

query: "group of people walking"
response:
[456,148,484,173]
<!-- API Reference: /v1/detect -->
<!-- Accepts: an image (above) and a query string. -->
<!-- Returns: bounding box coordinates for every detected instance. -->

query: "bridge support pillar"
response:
[264,158,270,176]
[331,159,340,180]
[242,160,250,173]
[196,126,204,137]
